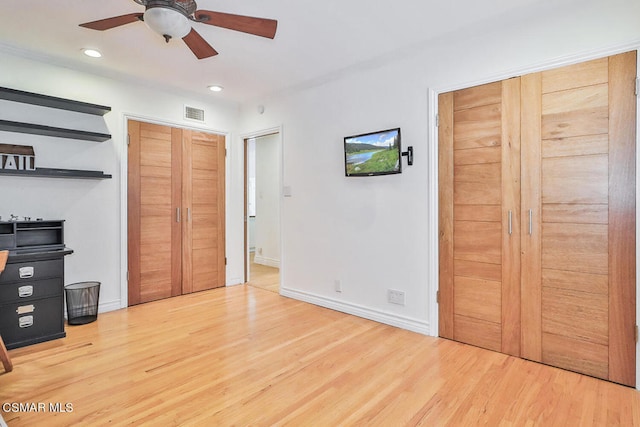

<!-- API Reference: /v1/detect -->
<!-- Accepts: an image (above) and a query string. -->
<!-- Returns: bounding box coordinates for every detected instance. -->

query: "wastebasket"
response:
[64,281,100,325]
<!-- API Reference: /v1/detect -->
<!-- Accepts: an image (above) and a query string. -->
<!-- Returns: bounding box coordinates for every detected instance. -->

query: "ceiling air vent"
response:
[184,105,205,122]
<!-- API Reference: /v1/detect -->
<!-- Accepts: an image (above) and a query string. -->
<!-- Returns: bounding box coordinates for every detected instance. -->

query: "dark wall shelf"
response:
[0,87,111,116]
[0,119,111,142]
[0,86,113,179]
[0,168,112,180]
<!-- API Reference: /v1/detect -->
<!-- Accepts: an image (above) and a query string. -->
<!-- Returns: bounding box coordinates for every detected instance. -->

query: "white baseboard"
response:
[98,300,122,314]
[280,287,431,335]
[254,255,280,268]
[63,299,121,319]
[227,276,244,286]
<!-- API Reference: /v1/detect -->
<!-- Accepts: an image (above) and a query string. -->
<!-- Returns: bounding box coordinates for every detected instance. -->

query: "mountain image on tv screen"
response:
[344,128,401,176]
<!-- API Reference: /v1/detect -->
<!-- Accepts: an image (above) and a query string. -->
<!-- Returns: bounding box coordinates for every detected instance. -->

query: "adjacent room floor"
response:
[246,252,280,293]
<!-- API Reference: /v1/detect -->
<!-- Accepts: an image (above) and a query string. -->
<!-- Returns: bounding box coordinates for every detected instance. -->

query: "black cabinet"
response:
[0,220,73,349]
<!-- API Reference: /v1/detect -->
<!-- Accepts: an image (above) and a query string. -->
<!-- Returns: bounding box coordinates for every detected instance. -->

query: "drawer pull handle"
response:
[18,285,34,297]
[19,315,34,328]
[19,266,34,279]
[16,304,35,315]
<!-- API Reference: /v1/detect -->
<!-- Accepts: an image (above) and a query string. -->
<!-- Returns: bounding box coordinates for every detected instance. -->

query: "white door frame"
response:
[239,126,283,287]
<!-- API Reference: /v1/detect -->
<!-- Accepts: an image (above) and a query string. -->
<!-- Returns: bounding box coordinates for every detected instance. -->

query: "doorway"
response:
[244,132,281,292]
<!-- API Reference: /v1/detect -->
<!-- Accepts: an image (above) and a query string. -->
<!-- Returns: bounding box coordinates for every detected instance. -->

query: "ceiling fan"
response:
[79,0,278,59]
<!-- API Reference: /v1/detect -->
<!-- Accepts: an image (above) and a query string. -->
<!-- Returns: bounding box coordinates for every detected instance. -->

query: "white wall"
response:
[0,50,239,311]
[236,0,640,334]
[254,133,281,268]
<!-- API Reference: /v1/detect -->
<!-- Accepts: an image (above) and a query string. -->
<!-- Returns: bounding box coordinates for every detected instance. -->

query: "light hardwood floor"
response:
[247,253,280,293]
[1,285,640,426]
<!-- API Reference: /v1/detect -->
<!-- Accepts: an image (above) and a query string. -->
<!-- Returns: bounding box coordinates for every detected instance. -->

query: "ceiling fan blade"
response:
[195,11,277,39]
[183,29,218,59]
[79,13,144,31]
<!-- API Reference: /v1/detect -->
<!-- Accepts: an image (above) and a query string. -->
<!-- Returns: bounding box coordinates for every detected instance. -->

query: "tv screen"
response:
[344,127,401,176]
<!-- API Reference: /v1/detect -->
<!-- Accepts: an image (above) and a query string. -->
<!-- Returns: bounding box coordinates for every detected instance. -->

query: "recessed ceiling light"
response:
[83,49,102,58]
[208,85,223,92]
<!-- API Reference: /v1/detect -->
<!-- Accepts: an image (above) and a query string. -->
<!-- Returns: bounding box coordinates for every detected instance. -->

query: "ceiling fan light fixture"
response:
[143,7,191,39]
[208,85,224,92]
[83,48,102,58]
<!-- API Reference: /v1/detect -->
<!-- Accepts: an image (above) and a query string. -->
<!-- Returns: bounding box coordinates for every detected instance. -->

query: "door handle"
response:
[176,207,181,223]
[187,208,191,222]
[528,209,533,235]
[508,210,512,235]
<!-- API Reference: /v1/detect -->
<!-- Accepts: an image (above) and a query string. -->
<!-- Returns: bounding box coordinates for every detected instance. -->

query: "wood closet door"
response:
[438,79,521,355]
[129,121,226,304]
[181,130,226,293]
[128,120,182,305]
[521,52,636,386]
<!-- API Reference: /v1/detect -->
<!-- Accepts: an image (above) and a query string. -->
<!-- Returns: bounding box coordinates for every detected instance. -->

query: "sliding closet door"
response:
[182,130,226,293]
[521,52,636,386]
[128,120,182,305]
[439,79,521,355]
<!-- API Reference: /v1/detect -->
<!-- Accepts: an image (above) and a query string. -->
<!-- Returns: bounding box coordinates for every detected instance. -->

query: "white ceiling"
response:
[0,0,570,105]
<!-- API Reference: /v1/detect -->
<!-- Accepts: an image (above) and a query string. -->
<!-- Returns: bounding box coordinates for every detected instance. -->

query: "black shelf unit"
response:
[0,119,111,142]
[0,167,112,180]
[0,87,111,116]
[0,86,112,179]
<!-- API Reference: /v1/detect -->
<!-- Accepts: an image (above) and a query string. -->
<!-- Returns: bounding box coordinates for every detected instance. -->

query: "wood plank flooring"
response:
[1,285,639,426]
[247,253,280,293]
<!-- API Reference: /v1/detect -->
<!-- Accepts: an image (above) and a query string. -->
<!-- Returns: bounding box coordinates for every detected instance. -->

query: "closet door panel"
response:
[453,81,502,110]
[532,52,636,386]
[520,73,543,362]
[453,315,501,352]
[183,131,226,293]
[128,121,182,305]
[454,146,501,165]
[454,276,501,324]
[438,92,454,339]
[542,287,608,345]
[542,204,608,224]
[439,79,521,355]
[454,205,501,222]
[542,269,608,295]
[541,57,608,93]
[455,260,502,283]
[607,51,636,386]
[542,134,608,158]
[542,155,608,204]
[537,58,613,377]
[542,333,608,380]
[454,221,501,265]
[453,104,502,149]
[542,84,608,114]
[542,223,608,275]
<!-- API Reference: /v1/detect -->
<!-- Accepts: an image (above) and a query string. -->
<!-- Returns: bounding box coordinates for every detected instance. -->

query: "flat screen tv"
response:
[344,127,401,176]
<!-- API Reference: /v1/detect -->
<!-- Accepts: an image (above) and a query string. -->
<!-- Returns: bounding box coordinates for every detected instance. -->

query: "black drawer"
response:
[0,296,65,349]
[0,258,63,284]
[0,277,63,303]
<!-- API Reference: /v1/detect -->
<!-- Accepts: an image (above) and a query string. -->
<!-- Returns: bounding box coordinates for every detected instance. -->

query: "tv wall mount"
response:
[402,146,413,166]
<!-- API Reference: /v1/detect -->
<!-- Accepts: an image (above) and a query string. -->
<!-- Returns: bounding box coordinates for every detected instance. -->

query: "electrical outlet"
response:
[334,280,342,293]
[388,289,405,306]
